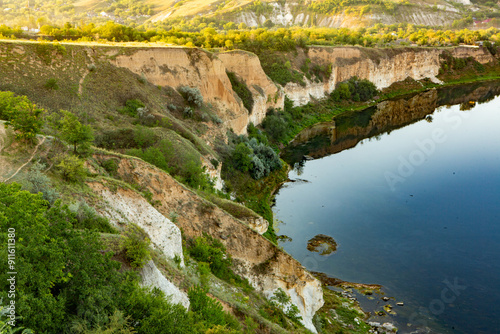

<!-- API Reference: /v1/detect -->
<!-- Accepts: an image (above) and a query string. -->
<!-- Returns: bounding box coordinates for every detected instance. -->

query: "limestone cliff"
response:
[87,179,185,266]
[217,50,285,125]
[109,47,250,135]
[285,46,496,106]
[93,154,324,333]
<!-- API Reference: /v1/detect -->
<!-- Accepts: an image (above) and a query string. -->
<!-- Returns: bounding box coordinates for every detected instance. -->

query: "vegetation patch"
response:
[227,71,254,112]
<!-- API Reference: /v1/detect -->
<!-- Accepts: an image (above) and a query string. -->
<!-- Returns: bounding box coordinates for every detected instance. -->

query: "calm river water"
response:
[274,82,500,333]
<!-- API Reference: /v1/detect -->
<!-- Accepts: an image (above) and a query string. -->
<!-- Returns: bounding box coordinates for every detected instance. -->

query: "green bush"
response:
[57,155,87,182]
[123,225,151,269]
[75,201,117,234]
[102,158,119,175]
[183,106,194,118]
[263,60,305,86]
[58,110,94,155]
[330,77,378,102]
[44,78,59,90]
[188,234,249,287]
[128,147,170,172]
[261,111,288,142]
[231,142,253,173]
[188,286,240,331]
[134,125,156,148]
[118,99,145,116]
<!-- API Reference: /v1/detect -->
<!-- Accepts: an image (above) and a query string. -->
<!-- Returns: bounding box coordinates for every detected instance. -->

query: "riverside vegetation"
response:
[0,23,499,334]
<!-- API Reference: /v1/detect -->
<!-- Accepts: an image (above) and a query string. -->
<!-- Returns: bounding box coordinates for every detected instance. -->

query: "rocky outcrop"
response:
[140,260,190,309]
[218,50,285,125]
[104,155,323,333]
[240,216,269,235]
[286,46,496,106]
[87,180,185,266]
[109,47,250,135]
[233,1,461,28]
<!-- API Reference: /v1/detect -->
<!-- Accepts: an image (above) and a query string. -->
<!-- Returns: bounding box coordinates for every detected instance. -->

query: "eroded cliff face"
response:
[109,47,250,135]
[233,1,461,28]
[93,154,323,333]
[87,179,185,266]
[140,260,190,309]
[286,46,496,106]
[217,50,285,125]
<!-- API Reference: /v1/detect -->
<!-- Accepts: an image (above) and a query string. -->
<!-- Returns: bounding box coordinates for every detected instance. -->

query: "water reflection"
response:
[282,81,500,166]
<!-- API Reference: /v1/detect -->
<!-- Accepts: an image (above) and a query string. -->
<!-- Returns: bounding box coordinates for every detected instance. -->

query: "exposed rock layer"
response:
[101,155,324,333]
[87,180,185,266]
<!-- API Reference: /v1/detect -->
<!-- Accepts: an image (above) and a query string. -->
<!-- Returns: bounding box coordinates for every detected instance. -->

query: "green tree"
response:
[59,110,94,155]
[0,183,122,332]
[4,98,44,143]
[232,142,253,172]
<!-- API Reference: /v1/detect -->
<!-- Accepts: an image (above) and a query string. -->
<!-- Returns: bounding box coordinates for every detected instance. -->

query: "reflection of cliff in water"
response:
[283,81,500,165]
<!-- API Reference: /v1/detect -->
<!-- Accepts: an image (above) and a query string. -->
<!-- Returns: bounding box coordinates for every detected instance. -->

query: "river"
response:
[273,82,500,334]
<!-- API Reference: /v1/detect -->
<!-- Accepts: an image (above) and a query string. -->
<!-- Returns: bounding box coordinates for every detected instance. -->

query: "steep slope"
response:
[217,50,285,125]
[90,152,324,332]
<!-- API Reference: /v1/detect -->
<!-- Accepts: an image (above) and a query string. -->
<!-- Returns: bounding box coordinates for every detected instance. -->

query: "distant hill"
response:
[1,0,499,29]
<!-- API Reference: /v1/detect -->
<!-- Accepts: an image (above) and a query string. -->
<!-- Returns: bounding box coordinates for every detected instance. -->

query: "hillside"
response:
[0,37,499,333]
[1,0,499,29]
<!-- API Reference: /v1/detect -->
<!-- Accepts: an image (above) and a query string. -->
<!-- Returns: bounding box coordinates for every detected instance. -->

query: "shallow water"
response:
[274,82,500,333]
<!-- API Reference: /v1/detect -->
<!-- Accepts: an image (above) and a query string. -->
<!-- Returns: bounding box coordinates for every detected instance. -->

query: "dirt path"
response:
[2,136,46,183]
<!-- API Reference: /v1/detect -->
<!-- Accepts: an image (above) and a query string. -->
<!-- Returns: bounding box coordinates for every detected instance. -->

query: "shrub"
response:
[24,162,59,205]
[138,73,148,84]
[330,77,377,102]
[57,155,87,182]
[188,286,240,331]
[232,142,253,173]
[178,86,203,107]
[123,225,151,268]
[183,106,193,118]
[44,78,59,90]
[261,111,287,142]
[187,234,248,286]
[270,288,302,324]
[101,158,119,175]
[74,201,117,233]
[128,147,170,172]
[226,71,254,112]
[133,125,156,148]
[119,99,145,116]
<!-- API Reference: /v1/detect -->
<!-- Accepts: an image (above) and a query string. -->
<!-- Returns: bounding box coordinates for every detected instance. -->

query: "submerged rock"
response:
[307,234,338,255]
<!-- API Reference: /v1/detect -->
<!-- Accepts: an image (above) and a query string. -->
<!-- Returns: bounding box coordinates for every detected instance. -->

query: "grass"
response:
[313,288,371,334]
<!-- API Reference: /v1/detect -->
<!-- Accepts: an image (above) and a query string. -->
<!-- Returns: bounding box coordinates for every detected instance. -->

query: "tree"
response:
[59,110,94,155]
[4,97,44,143]
[0,183,122,332]
[232,142,253,172]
